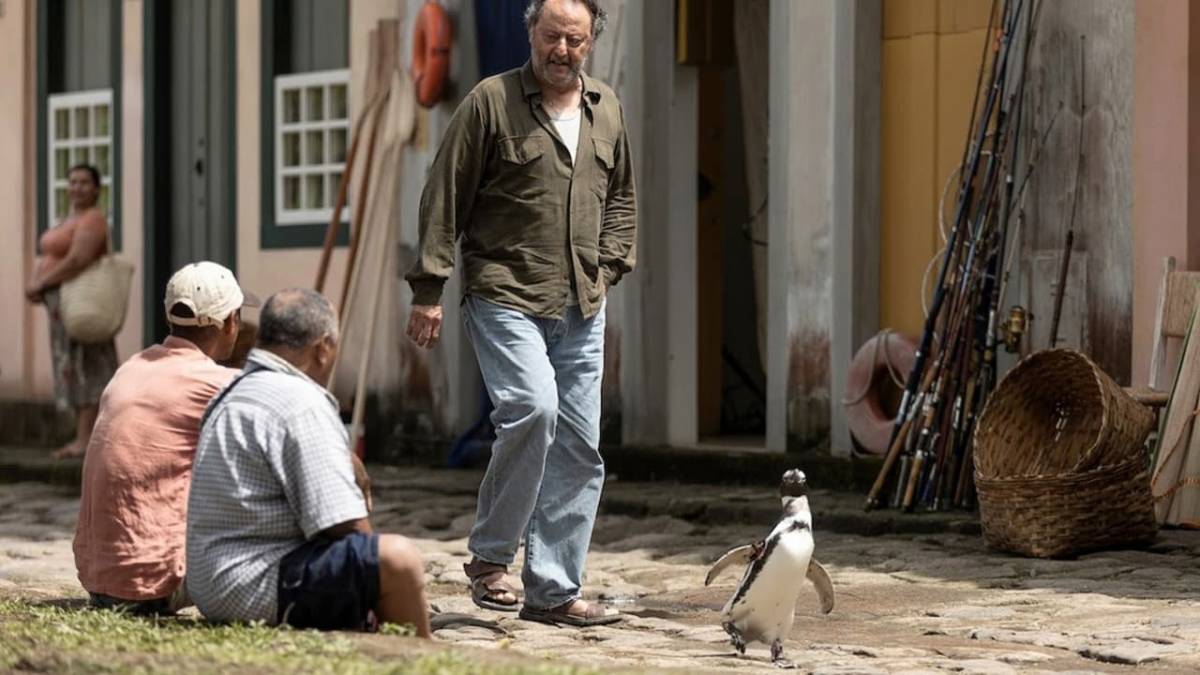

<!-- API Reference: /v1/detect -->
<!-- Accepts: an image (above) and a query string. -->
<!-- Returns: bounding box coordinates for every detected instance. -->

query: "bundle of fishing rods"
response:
[864,0,1054,513]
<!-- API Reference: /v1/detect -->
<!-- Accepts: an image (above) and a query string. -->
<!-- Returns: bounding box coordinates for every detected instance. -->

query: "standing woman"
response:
[25,164,119,459]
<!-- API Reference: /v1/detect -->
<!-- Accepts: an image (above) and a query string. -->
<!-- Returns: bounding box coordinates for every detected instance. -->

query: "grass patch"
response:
[0,599,600,674]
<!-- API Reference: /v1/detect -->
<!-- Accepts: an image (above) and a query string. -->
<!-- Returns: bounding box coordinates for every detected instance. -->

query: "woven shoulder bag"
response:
[59,227,135,343]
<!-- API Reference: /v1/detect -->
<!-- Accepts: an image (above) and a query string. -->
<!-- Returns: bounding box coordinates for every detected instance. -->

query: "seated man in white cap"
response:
[73,261,257,614]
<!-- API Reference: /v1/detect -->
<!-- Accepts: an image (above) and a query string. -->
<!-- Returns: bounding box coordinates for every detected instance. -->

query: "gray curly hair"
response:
[524,0,607,40]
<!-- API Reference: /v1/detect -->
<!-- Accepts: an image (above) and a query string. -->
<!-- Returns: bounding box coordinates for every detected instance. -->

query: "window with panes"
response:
[39,0,120,244]
[264,0,350,244]
[48,90,113,221]
[275,70,350,224]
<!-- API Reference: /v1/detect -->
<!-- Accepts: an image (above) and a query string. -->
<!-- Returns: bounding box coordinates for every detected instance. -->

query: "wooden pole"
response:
[347,62,407,457]
[317,31,380,294]
[339,24,399,314]
[349,150,400,455]
[1050,36,1086,349]
[315,94,388,293]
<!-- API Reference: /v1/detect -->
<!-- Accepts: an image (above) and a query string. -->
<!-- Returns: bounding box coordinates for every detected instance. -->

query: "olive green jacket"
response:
[405,62,637,319]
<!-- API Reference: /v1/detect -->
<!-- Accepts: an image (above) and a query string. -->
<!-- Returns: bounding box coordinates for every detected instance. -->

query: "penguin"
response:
[705,468,835,667]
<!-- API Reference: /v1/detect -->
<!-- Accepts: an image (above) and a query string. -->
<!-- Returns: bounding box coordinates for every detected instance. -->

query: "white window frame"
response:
[274,69,351,225]
[47,89,114,223]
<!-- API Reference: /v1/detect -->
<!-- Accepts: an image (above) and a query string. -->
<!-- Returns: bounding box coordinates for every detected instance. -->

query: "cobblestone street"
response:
[3,461,1200,673]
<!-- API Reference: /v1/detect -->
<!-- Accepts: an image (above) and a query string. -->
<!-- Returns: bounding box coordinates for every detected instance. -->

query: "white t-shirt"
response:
[549,106,582,165]
[547,102,582,305]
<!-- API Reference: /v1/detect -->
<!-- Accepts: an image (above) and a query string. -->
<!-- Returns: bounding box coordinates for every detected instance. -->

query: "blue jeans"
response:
[462,295,606,610]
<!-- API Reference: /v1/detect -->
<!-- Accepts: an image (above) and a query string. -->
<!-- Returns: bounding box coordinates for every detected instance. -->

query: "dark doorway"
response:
[143,0,237,344]
[693,1,769,444]
[696,65,768,442]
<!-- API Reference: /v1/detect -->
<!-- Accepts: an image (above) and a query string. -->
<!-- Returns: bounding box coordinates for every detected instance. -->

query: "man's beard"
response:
[538,57,583,86]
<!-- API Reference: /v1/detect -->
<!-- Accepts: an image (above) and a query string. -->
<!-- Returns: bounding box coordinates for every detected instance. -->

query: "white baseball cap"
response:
[164,261,259,327]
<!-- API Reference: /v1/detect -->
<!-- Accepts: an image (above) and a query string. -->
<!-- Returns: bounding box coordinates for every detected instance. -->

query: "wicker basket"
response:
[59,254,135,343]
[973,349,1157,558]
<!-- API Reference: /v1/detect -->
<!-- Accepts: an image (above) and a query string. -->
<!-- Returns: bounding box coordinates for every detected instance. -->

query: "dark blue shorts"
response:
[277,532,380,631]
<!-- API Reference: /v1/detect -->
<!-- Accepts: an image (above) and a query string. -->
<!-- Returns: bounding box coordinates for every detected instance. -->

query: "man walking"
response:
[405,0,636,626]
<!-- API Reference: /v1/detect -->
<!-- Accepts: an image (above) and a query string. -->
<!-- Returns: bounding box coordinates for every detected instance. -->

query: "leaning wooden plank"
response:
[1147,257,1175,391]
[346,70,412,449]
[319,29,381,294]
[340,24,399,314]
[1152,296,1200,525]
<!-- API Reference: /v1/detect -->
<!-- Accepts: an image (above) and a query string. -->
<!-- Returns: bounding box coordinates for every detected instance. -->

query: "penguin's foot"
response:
[723,622,746,655]
[770,639,792,668]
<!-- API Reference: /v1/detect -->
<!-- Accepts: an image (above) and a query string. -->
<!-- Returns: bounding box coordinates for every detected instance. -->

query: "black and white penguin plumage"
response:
[705,469,835,667]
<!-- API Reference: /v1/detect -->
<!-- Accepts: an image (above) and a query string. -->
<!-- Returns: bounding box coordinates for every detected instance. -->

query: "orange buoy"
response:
[843,330,918,455]
[412,1,452,108]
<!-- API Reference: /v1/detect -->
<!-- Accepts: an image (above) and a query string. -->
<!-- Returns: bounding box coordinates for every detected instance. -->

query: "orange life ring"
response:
[843,330,918,455]
[412,1,453,108]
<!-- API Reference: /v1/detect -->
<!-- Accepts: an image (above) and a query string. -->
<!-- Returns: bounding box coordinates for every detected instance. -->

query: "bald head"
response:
[254,289,339,385]
[258,288,338,350]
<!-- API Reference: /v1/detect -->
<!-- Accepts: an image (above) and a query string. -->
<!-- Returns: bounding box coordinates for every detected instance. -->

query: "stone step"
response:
[0,445,979,538]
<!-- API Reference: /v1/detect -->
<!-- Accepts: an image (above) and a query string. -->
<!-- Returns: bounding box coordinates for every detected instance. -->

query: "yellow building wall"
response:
[880,0,993,336]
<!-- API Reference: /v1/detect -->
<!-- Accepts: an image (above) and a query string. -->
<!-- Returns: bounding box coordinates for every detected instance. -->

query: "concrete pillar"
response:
[767,0,829,452]
[119,0,146,362]
[0,0,34,397]
[768,0,833,452]
[621,0,698,447]
[767,0,880,454]
[830,0,882,456]
[1132,1,1200,385]
[598,0,646,448]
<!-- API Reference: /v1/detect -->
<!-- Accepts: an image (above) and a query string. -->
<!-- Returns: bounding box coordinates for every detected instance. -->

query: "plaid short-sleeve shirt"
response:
[185,349,366,623]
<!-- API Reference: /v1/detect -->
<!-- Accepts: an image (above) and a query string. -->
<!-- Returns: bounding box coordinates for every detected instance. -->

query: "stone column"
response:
[831,0,882,456]
[768,0,880,454]
[767,0,833,452]
[620,0,699,447]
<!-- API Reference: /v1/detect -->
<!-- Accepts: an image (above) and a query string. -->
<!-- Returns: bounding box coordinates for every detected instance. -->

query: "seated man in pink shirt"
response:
[73,261,257,614]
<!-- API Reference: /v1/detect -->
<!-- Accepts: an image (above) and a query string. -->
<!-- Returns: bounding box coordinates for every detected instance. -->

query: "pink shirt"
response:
[73,336,238,600]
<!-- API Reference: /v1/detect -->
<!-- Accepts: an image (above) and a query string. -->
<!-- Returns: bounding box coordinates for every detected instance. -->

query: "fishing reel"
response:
[1000,305,1029,354]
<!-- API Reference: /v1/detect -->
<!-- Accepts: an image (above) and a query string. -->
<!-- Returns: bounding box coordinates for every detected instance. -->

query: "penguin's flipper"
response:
[705,545,752,586]
[704,540,765,586]
[806,559,835,614]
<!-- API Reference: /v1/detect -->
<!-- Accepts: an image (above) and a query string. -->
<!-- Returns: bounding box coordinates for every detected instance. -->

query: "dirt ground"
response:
[3,466,1200,673]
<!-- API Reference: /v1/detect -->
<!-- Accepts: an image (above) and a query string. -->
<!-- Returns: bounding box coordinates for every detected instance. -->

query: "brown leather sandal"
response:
[464,559,519,612]
[518,599,622,627]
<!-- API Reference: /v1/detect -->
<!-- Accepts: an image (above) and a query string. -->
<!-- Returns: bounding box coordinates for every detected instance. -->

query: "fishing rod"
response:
[866,0,1026,511]
[907,60,1026,510]
[953,94,1064,511]
[942,49,1038,502]
[983,0,1040,384]
[870,0,1044,511]
[1050,35,1087,349]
